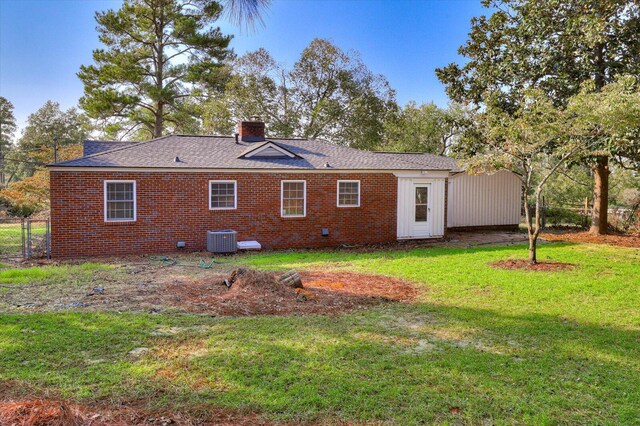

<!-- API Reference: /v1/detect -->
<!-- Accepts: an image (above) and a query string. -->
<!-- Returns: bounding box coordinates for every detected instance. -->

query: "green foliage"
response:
[543,165,592,208]
[78,0,232,139]
[464,89,583,262]
[203,39,396,149]
[543,207,586,228]
[567,75,640,168]
[610,168,640,208]
[4,101,88,181]
[436,0,640,231]
[436,0,640,109]
[0,96,16,186]
[0,97,16,152]
[381,102,469,154]
[223,0,270,31]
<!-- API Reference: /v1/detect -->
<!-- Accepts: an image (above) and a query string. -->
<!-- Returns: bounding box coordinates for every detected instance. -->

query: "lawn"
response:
[1,242,639,424]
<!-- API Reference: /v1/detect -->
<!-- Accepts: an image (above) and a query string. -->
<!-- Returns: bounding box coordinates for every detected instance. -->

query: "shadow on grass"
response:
[0,302,638,424]
[237,241,579,269]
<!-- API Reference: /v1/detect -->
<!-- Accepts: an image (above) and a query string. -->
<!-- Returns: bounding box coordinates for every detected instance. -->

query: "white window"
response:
[337,180,360,207]
[104,180,136,222]
[209,180,237,210]
[281,180,306,217]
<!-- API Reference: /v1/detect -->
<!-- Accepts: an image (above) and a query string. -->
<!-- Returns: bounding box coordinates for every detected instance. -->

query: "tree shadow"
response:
[1,305,638,423]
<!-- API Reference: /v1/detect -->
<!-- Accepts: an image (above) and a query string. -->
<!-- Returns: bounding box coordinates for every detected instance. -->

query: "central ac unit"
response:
[207,230,237,253]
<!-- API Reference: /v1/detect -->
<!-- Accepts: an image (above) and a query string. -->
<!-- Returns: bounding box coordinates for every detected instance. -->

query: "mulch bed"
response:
[489,259,576,271]
[0,399,270,426]
[169,269,417,316]
[541,231,640,248]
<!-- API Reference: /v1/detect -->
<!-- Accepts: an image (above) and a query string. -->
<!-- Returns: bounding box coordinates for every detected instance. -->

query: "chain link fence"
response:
[0,218,50,260]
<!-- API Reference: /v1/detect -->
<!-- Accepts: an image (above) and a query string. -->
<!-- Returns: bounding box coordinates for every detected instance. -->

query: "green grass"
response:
[1,243,639,424]
[0,263,108,285]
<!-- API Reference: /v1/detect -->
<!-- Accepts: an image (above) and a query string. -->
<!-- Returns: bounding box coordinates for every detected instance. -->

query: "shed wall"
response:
[447,171,521,228]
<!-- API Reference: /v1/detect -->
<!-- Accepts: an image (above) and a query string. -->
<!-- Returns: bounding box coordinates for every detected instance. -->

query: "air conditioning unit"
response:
[207,230,237,253]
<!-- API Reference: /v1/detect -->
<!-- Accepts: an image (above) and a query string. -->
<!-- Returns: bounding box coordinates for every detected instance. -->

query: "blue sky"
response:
[0,0,487,131]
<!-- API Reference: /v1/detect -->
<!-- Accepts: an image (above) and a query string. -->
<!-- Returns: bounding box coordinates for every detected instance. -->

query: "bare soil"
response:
[0,259,416,315]
[541,230,640,248]
[489,259,576,271]
[0,399,270,426]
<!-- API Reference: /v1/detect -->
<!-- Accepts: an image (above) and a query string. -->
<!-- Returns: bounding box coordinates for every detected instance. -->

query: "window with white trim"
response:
[337,180,360,207]
[281,180,306,217]
[104,180,136,221]
[209,180,237,209]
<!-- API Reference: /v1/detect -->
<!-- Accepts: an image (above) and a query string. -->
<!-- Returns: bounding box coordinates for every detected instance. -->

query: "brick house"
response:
[48,120,521,257]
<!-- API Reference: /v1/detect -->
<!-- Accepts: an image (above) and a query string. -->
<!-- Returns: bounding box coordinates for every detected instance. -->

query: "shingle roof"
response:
[53,135,460,171]
[83,140,138,156]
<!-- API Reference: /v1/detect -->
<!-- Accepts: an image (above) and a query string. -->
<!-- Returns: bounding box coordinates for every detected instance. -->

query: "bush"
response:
[543,207,587,228]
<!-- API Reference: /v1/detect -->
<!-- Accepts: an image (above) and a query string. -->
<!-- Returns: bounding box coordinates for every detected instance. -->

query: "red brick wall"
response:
[50,171,398,257]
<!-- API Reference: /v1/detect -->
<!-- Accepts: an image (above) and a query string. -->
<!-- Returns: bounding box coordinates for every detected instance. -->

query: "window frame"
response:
[281,180,307,218]
[336,179,361,208]
[104,180,136,223]
[209,180,237,210]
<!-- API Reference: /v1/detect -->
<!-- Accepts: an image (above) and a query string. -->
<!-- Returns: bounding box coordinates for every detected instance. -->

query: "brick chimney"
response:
[238,117,265,142]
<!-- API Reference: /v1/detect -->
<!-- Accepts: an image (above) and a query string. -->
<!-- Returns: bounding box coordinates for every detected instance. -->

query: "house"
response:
[48,120,521,257]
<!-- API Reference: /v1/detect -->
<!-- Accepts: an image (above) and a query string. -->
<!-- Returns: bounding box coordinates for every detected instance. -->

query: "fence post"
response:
[583,197,590,228]
[26,219,31,259]
[46,219,51,259]
[21,218,25,259]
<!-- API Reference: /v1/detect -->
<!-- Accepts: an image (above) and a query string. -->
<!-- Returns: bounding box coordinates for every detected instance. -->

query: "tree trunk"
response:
[0,143,4,186]
[589,38,609,235]
[590,156,609,234]
[528,235,537,264]
[522,183,540,266]
[153,103,164,138]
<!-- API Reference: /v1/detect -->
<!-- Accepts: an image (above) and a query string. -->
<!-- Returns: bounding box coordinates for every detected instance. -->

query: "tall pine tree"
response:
[0,97,17,186]
[78,0,232,139]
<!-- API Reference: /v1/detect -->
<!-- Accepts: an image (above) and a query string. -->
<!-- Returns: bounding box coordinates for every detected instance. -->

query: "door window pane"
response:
[415,187,428,222]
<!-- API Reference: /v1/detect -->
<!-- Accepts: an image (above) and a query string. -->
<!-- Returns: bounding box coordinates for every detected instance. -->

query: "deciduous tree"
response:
[203,39,396,149]
[381,102,468,154]
[436,0,640,234]
[0,145,82,217]
[5,101,88,182]
[466,90,578,264]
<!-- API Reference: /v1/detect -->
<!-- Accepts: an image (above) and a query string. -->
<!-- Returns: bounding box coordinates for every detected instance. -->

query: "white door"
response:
[412,183,431,237]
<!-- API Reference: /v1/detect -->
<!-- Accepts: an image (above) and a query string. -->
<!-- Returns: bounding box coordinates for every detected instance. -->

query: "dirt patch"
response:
[0,399,270,426]
[0,259,417,315]
[171,269,417,316]
[489,259,576,271]
[541,230,640,248]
